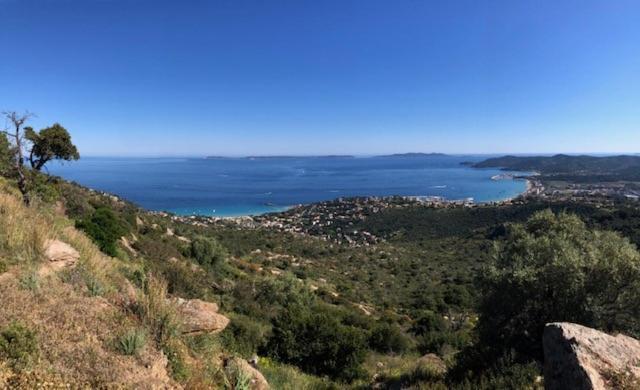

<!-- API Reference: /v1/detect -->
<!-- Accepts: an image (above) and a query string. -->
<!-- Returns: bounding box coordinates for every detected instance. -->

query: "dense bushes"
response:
[368,323,411,354]
[76,207,127,256]
[411,310,447,336]
[476,210,640,363]
[190,235,227,268]
[220,314,267,358]
[263,303,367,382]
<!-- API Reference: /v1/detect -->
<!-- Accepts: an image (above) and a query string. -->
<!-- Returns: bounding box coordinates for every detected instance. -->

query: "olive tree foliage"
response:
[25,123,79,171]
[190,236,228,268]
[1,111,79,205]
[477,210,640,362]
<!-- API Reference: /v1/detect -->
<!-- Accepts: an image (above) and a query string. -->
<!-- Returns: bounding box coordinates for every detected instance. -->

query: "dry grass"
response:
[0,182,237,388]
[139,274,181,346]
[0,183,181,388]
[0,273,179,388]
[0,191,55,266]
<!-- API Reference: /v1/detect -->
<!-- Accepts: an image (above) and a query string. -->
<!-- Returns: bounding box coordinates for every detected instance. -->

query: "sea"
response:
[49,155,528,217]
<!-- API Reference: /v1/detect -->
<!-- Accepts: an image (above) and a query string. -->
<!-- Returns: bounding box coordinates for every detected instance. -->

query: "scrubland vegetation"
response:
[2,121,640,388]
[2,168,640,388]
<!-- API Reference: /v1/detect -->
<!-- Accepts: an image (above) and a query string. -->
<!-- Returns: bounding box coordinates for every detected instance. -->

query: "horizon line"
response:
[75,152,640,159]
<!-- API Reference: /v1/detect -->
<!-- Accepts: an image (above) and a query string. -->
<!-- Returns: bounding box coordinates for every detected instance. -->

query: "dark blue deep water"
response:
[50,155,527,217]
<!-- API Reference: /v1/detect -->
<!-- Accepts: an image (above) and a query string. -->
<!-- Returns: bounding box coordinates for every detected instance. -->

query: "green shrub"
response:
[190,236,227,268]
[368,323,411,354]
[0,260,7,274]
[443,284,472,308]
[220,314,267,358]
[85,275,105,297]
[76,207,127,256]
[262,303,367,382]
[18,272,40,292]
[417,330,470,356]
[477,210,640,363]
[411,310,447,336]
[28,172,60,203]
[117,329,146,356]
[163,339,189,382]
[0,322,39,369]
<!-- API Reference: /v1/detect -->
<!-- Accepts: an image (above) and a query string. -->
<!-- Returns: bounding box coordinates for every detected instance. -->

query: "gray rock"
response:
[543,322,640,390]
[173,298,229,335]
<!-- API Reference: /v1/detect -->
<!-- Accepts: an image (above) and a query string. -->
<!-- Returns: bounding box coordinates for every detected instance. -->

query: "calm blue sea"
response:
[49,155,527,217]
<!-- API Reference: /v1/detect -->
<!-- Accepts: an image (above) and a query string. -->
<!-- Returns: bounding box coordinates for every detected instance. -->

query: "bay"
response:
[49,155,528,217]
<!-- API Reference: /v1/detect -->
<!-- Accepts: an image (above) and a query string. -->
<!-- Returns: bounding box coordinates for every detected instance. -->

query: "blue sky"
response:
[1,0,639,156]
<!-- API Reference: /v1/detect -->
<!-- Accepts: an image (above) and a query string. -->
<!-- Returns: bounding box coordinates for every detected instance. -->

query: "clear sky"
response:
[1,0,639,156]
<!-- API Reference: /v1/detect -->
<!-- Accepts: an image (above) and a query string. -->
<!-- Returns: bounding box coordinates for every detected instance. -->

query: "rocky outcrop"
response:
[224,357,269,390]
[43,239,80,264]
[40,239,80,275]
[173,298,229,335]
[543,322,640,390]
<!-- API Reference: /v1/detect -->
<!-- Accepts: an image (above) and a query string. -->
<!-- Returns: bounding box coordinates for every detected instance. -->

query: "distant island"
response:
[206,155,355,159]
[376,152,450,158]
[206,153,450,159]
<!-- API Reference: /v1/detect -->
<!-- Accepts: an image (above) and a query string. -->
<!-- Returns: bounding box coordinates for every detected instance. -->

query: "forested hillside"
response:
[474,154,640,181]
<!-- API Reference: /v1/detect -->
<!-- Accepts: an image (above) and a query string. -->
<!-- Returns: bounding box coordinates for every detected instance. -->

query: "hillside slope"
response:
[473,154,640,179]
[0,182,179,388]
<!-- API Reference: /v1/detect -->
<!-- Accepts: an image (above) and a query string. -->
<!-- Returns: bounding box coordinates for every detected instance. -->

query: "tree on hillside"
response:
[476,210,640,363]
[2,111,33,205]
[25,123,79,171]
[1,111,79,205]
[190,236,228,269]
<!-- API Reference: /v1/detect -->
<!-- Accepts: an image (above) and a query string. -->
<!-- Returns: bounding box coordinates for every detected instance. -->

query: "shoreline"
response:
[164,174,533,219]
[168,178,532,220]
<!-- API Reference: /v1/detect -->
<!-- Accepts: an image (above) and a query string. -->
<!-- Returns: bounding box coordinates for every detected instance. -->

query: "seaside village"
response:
[155,179,541,247]
[152,174,640,247]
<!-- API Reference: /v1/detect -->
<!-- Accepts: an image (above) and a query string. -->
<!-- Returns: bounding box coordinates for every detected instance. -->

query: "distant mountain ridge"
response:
[473,154,640,175]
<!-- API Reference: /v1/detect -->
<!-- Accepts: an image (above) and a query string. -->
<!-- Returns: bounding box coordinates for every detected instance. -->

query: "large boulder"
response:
[543,322,640,390]
[43,239,80,264]
[40,239,80,275]
[173,298,229,335]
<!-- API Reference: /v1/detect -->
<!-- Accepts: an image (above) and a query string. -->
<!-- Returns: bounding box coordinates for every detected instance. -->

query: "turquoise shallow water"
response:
[50,155,527,217]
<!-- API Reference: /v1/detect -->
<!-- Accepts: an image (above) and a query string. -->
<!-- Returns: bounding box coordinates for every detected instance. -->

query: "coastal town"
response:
[158,179,537,246]
[149,171,640,247]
